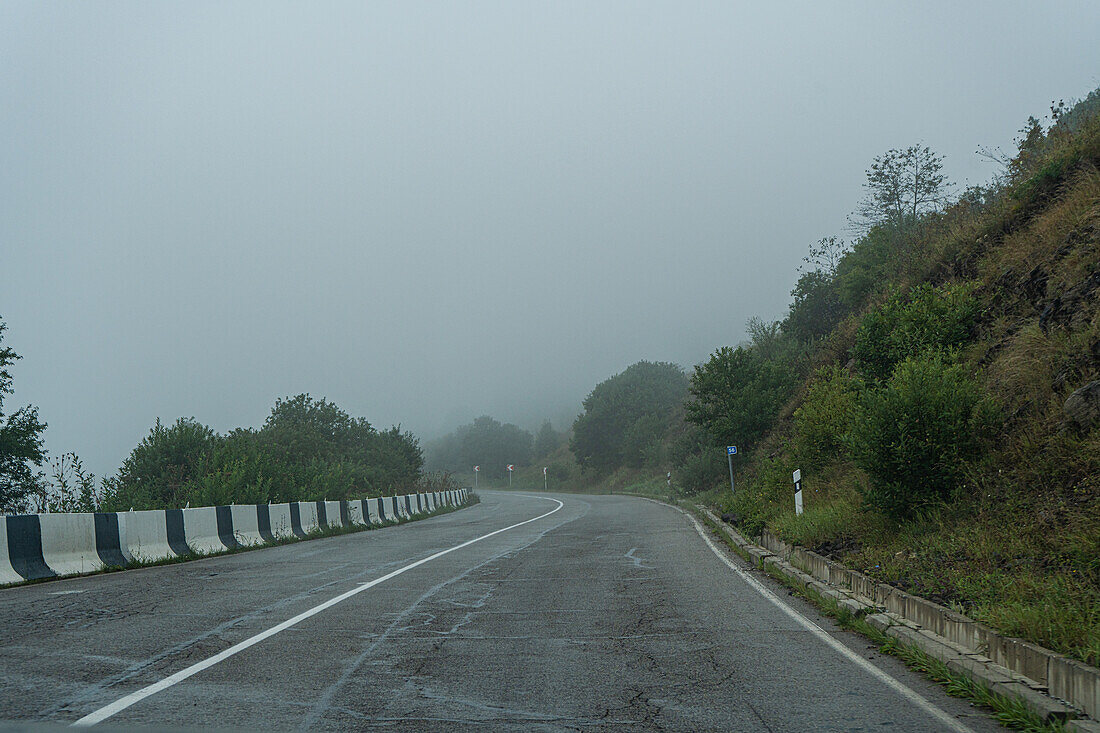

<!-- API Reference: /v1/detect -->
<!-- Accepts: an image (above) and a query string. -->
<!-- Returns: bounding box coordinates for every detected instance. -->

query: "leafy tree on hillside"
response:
[0,318,46,513]
[686,346,797,451]
[853,145,953,233]
[784,270,845,342]
[570,361,688,475]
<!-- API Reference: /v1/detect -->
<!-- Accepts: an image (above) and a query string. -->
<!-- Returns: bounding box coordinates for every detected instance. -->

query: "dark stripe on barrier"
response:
[316,501,328,529]
[416,494,423,513]
[405,495,413,516]
[93,513,128,567]
[339,500,350,527]
[360,499,371,523]
[377,498,387,522]
[165,509,190,556]
[257,505,275,543]
[289,503,306,538]
[215,506,239,549]
[5,515,56,580]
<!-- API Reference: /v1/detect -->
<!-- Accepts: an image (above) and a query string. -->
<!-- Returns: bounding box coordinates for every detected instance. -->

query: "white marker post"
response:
[507,464,514,488]
[473,465,479,489]
[667,471,671,488]
[793,468,803,516]
[726,446,738,495]
[543,466,548,491]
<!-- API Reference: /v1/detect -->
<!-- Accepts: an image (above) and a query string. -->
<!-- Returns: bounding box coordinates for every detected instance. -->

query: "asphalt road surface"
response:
[0,491,1003,732]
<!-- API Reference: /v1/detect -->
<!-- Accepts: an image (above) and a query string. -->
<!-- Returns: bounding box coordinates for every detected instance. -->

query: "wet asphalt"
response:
[0,490,1003,731]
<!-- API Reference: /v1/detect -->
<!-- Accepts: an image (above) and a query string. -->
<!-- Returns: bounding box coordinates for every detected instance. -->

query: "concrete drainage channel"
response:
[0,489,471,587]
[685,502,1100,732]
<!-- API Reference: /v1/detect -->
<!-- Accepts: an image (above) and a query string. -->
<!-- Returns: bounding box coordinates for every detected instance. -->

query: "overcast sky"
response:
[2,2,1098,478]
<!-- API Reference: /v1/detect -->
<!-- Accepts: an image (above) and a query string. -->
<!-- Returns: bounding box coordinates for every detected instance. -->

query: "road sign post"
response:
[726,446,737,495]
[473,465,479,489]
[793,468,803,516]
[543,466,547,491]
[507,464,514,488]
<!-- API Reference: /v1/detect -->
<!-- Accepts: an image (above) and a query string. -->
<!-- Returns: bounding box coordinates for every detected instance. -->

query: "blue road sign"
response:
[727,446,737,455]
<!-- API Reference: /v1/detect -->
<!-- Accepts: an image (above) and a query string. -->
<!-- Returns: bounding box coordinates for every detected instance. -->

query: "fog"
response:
[2,2,1098,478]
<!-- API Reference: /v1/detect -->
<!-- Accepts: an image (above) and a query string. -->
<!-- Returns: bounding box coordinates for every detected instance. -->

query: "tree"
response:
[685,346,797,451]
[784,270,845,342]
[427,416,533,474]
[570,361,688,475]
[853,145,952,233]
[0,318,47,513]
[533,421,561,459]
[800,236,846,276]
[103,417,220,510]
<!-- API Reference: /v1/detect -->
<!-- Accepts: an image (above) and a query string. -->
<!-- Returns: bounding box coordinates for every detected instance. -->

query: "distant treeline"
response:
[0,380,435,513]
[99,395,426,511]
[425,415,562,478]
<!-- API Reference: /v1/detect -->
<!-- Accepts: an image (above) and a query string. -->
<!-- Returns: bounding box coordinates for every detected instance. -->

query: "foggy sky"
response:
[3,2,1099,478]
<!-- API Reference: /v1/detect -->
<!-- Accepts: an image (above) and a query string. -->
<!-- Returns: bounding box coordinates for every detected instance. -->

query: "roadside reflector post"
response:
[473,465,479,490]
[793,468,803,516]
[726,446,737,495]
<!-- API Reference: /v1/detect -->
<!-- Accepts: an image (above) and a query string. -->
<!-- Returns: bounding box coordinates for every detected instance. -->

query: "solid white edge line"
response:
[73,495,564,727]
[681,509,974,733]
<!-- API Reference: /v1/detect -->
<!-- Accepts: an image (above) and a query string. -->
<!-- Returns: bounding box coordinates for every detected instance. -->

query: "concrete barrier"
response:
[395,496,410,520]
[229,505,265,547]
[0,523,21,584]
[0,489,475,588]
[182,506,237,554]
[268,503,296,539]
[38,513,112,577]
[323,501,344,528]
[120,509,182,563]
[347,500,366,526]
[364,498,383,524]
[297,502,320,534]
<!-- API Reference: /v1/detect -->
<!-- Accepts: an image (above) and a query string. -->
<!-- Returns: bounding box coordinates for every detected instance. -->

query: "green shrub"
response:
[792,366,863,469]
[686,346,799,451]
[847,353,997,518]
[676,449,726,495]
[853,282,980,382]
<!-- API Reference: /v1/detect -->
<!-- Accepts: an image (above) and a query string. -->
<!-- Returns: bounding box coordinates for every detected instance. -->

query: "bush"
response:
[792,366,863,469]
[675,449,726,495]
[847,353,997,518]
[853,282,980,381]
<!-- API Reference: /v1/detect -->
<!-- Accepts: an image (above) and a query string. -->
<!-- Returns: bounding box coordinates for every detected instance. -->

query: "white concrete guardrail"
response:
[0,489,469,586]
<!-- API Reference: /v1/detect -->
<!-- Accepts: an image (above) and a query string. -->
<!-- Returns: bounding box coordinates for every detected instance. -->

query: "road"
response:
[0,491,1001,731]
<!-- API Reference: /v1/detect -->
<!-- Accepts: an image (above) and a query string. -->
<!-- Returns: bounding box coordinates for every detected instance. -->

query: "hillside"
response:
[704,91,1100,667]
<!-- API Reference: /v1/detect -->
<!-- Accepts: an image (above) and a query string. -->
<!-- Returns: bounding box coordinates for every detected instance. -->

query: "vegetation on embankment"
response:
[701,92,1100,667]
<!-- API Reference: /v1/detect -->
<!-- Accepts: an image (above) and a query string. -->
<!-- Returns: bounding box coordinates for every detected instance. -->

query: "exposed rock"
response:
[1064,380,1100,431]
[720,512,741,526]
[1022,264,1048,306]
[1039,271,1100,333]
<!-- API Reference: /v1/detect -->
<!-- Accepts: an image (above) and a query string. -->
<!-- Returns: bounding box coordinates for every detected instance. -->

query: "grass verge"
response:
[686,501,1066,732]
